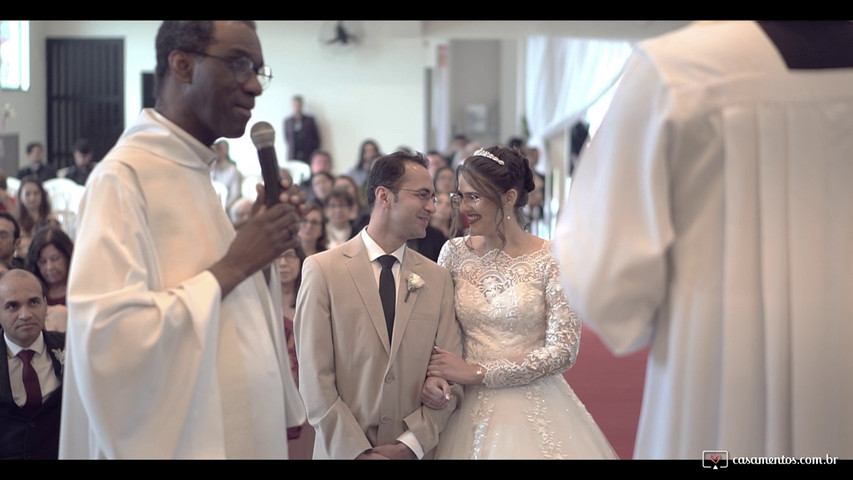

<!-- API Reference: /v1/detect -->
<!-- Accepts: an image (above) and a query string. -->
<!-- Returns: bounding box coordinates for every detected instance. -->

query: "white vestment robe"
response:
[556,21,853,459]
[59,109,305,459]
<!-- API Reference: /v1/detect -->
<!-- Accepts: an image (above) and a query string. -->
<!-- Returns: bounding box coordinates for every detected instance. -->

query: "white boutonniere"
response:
[51,348,66,374]
[405,273,425,302]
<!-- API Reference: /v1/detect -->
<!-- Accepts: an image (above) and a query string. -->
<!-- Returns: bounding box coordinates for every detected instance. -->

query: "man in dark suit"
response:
[283,95,321,164]
[16,142,57,184]
[0,269,64,459]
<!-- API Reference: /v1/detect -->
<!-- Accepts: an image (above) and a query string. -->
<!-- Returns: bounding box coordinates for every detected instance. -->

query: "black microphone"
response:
[250,121,282,207]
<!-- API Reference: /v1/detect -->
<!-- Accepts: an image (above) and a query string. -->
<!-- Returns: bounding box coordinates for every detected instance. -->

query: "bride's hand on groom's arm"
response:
[427,346,484,386]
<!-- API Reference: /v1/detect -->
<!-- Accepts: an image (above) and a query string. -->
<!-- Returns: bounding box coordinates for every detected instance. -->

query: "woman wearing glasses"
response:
[297,202,327,257]
[422,146,616,459]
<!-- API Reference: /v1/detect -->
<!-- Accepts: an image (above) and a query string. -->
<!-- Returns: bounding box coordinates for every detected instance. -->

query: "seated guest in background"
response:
[278,246,314,459]
[310,150,333,176]
[0,171,17,213]
[299,150,334,196]
[426,150,448,179]
[0,212,24,270]
[298,202,327,257]
[15,178,58,261]
[17,143,57,184]
[308,171,334,206]
[406,223,446,263]
[27,226,73,332]
[333,174,368,224]
[346,139,382,192]
[0,269,65,459]
[210,139,243,210]
[433,166,456,195]
[429,192,456,239]
[324,187,356,250]
[228,196,254,230]
[64,138,97,186]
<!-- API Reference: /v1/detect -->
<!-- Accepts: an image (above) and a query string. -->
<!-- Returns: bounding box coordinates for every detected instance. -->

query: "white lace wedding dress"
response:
[434,238,617,459]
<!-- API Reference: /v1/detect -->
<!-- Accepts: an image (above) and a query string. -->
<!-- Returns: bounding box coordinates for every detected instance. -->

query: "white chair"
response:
[281,160,311,185]
[211,180,228,209]
[6,176,20,199]
[42,177,86,240]
[241,174,262,202]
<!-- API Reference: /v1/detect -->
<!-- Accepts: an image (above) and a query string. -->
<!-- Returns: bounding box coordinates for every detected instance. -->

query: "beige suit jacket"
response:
[294,235,462,459]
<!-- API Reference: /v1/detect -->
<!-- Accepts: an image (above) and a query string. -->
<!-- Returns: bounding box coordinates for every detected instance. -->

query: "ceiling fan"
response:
[318,21,364,53]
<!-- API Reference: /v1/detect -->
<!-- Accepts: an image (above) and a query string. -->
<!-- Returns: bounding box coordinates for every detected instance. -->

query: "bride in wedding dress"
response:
[422,146,616,459]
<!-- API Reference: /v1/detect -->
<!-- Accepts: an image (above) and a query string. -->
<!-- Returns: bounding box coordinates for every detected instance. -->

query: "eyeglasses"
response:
[187,51,273,90]
[398,188,438,206]
[449,192,480,209]
[281,249,300,261]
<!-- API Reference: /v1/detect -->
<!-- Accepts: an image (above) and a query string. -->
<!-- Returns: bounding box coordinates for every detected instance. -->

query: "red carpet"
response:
[563,324,649,460]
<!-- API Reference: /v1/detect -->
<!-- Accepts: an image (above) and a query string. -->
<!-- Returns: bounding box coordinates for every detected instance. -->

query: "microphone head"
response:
[250,121,275,149]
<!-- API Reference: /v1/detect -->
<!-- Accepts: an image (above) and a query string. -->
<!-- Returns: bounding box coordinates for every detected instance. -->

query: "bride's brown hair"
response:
[451,145,536,252]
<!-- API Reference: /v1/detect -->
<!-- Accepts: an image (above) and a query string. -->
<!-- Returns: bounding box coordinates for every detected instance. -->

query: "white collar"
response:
[360,227,406,264]
[5,330,45,358]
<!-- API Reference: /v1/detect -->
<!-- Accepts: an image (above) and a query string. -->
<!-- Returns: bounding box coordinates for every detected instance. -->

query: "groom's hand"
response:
[355,449,391,460]
[371,442,417,460]
[421,376,452,410]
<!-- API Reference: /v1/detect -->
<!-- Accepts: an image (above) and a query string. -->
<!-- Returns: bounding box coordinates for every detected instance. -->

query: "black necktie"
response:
[377,255,397,341]
[17,349,42,416]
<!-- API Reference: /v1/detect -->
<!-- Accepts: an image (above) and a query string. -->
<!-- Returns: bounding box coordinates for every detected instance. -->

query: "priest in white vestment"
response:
[59,21,305,459]
[556,21,853,460]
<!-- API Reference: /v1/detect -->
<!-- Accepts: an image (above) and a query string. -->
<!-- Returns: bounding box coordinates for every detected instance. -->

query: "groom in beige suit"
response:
[294,151,462,459]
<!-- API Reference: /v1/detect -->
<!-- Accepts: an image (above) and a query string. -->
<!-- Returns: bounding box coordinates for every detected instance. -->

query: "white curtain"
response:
[524,35,634,150]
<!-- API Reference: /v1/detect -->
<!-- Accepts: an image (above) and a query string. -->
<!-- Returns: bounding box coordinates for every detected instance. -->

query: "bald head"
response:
[0,269,48,348]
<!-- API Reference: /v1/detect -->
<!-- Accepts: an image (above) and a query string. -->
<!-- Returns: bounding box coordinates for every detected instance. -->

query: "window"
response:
[0,21,30,91]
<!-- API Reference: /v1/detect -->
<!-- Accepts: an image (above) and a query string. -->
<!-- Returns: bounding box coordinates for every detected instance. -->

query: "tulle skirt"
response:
[434,374,617,459]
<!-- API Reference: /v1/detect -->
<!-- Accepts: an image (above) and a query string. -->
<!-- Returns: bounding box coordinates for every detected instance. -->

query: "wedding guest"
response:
[210,139,243,209]
[64,138,97,186]
[15,178,58,261]
[228,196,254,229]
[323,187,355,250]
[299,150,334,198]
[423,146,616,459]
[26,225,73,332]
[283,95,321,165]
[334,174,367,223]
[346,139,381,190]
[429,192,455,239]
[0,269,65,459]
[278,245,314,459]
[434,166,469,234]
[426,150,448,179]
[433,166,455,195]
[0,212,24,270]
[17,143,56,184]
[0,171,16,213]
[308,171,334,206]
[297,202,327,256]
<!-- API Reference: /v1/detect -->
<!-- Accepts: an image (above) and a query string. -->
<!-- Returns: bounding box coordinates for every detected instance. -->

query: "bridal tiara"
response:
[472,148,504,166]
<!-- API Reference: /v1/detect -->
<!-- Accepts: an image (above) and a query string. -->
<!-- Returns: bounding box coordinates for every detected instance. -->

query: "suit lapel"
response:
[0,330,13,406]
[389,250,422,360]
[344,237,392,354]
[43,331,65,380]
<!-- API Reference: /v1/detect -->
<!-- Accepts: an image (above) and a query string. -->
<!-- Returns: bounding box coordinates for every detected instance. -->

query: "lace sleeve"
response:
[480,250,581,388]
